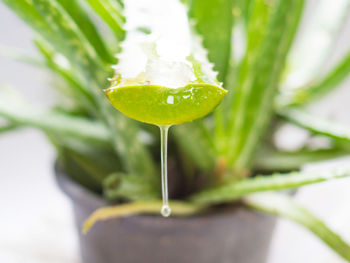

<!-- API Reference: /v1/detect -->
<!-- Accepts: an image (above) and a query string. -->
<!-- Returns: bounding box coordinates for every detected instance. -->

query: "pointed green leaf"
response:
[104,0,225,178]
[283,0,350,92]
[0,122,19,134]
[103,173,159,201]
[222,0,271,114]
[0,88,110,144]
[245,193,350,261]
[0,44,45,68]
[106,0,226,126]
[190,167,350,204]
[34,38,98,114]
[226,0,305,172]
[32,0,106,85]
[254,148,349,172]
[1,0,58,45]
[279,107,350,143]
[55,137,121,191]
[2,0,105,85]
[57,145,118,185]
[28,0,157,183]
[188,0,234,81]
[235,0,254,23]
[286,51,350,106]
[173,121,217,171]
[57,0,115,63]
[85,0,125,40]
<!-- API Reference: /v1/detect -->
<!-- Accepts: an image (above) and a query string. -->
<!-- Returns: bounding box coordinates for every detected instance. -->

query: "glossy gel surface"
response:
[105,84,227,125]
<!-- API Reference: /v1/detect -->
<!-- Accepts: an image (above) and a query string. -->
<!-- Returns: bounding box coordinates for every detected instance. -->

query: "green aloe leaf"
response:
[58,151,104,192]
[104,0,225,177]
[254,148,350,172]
[245,193,350,261]
[2,0,105,85]
[0,122,19,134]
[279,108,350,143]
[34,38,98,114]
[106,0,226,126]
[0,88,110,144]
[283,0,350,93]
[1,0,104,116]
[188,0,234,81]
[83,200,206,234]
[32,0,106,85]
[54,135,122,192]
[226,0,305,174]
[235,0,254,23]
[285,51,350,106]
[57,144,119,186]
[103,173,159,201]
[182,0,234,155]
[84,0,125,40]
[0,45,45,68]
[28,0,157,184]
[1,0,58,45]
[223,0,270,99]
[224,0,271,120]
[57,0,115,64]
[190,167,350,204]
[173,121,217,171]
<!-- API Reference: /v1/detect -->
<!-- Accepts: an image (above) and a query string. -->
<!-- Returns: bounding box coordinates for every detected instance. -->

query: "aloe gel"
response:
[105,85,227,125]
[159,125,171,217]
[105,0,227,216]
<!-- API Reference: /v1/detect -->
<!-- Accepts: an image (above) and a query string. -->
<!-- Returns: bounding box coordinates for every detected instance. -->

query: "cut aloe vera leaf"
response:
[105,0,226,125]
[106,84,227,125]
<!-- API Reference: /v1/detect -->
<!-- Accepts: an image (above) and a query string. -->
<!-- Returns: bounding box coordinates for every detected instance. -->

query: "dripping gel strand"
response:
[159,125,171,217]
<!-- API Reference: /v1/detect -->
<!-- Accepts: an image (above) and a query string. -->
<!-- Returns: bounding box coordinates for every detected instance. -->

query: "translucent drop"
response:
[159,125,171,217]
[161,205,171,217]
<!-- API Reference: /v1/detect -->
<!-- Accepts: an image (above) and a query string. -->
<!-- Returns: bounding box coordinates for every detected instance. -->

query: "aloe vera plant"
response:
[2,0,350,260]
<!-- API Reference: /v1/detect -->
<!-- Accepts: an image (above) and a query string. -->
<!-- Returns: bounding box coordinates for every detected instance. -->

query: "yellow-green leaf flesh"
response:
[106,84,227,125]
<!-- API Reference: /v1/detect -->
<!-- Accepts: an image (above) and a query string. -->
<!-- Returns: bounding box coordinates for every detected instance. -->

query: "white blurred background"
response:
[1,1,350,262]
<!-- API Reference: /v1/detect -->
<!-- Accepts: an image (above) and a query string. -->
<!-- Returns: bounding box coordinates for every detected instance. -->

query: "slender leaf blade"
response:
[0,122,19,134]
[279,107,350,143]
[59,146,118,184]
[32,0,106,85]
[1,0,58,44]
[190,167,350,204]
[287,51,350,106]
[103,173,159,201]
[245,193,350,261]
[34,38,98,114]
[31,0,157,183]
[283,0,350,91]
[188,0,234,81]
[103,0,224,183]
[173,121,217,171]
[85,0,125,40]
[57,0,115,63]
[0,45,45,67]
[226,0,305,173]
[0,88,110,144]
[254,148,350,171]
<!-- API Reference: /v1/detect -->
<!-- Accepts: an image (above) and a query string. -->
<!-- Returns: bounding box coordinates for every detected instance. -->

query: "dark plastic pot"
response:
[55,166,277,263]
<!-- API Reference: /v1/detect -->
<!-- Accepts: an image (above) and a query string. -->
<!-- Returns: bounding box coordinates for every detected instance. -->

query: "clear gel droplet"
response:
[161,205,171,217]
[159,125,171,217]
